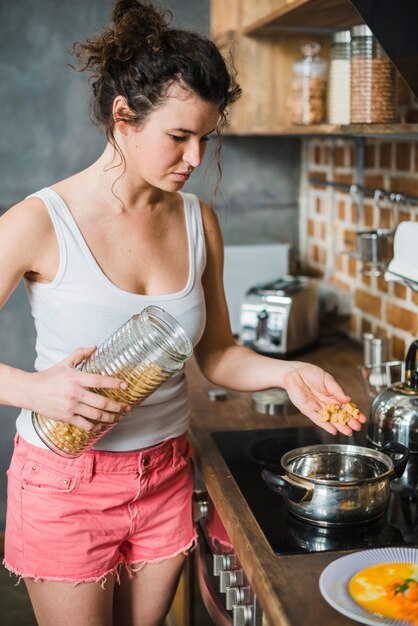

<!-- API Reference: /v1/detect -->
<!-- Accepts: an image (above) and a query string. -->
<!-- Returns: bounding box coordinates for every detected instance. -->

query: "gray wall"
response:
[0,0,299,529]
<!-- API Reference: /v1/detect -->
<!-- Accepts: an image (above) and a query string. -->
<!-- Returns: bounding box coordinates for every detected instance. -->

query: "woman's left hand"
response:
[281,362,367,436]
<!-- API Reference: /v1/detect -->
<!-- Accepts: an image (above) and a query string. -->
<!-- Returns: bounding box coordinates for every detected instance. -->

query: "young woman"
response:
[2,1,365,625]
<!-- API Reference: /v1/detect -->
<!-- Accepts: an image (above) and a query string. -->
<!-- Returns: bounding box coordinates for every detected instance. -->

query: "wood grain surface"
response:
[187,333,376,626]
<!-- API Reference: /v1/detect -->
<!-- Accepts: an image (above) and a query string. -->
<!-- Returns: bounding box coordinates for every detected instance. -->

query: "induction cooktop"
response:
[212,427,418,555]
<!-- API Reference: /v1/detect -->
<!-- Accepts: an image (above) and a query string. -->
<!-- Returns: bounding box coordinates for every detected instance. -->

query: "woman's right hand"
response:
[25,347,130,431]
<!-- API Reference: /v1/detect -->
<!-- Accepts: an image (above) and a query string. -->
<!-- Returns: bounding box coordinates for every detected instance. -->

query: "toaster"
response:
[239,276,319,356]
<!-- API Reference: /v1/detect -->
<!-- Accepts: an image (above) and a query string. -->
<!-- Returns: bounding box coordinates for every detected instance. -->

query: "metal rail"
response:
[309,177,418,207]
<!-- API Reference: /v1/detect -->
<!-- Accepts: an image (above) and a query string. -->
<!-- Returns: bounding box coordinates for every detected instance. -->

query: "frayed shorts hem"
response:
[124,533,198,576]
[2,534,198,586]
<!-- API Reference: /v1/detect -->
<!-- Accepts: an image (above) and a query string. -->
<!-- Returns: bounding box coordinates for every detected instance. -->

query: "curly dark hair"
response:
[73,0,241,181]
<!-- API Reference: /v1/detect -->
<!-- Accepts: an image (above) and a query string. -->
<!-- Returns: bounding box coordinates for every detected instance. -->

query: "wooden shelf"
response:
[241,0,363,36]
[211,0,417,138]
[226,123,418,137]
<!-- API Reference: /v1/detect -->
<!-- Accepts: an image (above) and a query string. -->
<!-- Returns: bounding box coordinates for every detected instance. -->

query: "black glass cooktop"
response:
[212,427,418,555]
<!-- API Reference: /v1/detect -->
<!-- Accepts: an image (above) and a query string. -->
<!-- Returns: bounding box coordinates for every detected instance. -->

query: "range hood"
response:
[350,0,418,99]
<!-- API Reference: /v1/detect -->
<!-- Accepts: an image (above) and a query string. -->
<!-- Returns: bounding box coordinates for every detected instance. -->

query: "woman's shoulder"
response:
[0,193,58,275]
[197,199,221,236]
[0,194,56,258]
[2,194,52,230]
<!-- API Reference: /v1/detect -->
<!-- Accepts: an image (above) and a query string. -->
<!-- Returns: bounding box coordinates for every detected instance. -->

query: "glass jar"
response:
[350,24,397,123]
[291,42,327,125]
[328,30,351,124]
[32,306,193,458]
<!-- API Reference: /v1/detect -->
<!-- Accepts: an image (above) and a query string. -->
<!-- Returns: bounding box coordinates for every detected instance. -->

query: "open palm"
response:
[282,362,367,436]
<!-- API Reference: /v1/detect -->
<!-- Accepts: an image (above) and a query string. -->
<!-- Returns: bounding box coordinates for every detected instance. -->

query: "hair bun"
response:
[111,0,170,59]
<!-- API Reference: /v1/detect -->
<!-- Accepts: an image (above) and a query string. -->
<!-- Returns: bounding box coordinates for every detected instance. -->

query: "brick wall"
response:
[299,137,418,360]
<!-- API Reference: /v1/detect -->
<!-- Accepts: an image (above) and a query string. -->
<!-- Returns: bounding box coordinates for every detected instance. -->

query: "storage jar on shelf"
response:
[32,306,193,458]
[328,30,351,125]
[291,42,328,125]
[350,24,397,124]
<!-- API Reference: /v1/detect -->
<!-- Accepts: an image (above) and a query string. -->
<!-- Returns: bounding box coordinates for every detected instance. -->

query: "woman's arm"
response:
[0,198,129,431]
[194,202,366,436]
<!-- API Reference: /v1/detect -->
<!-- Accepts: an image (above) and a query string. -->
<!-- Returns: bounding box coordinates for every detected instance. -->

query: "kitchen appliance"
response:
[368,339,418,494]
[194,501,263,626]
[261,442,409,526]
[385,221,418,291]
[212,427,418,555]
[223,244,290,335]
[195,427,418,626]
[239,276,318,356]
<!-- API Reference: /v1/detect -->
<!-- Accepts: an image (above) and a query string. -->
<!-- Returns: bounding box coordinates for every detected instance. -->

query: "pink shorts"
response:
[3,432,197,584]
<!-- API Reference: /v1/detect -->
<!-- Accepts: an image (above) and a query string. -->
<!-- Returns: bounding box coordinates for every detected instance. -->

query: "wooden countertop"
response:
[187,333,373,626]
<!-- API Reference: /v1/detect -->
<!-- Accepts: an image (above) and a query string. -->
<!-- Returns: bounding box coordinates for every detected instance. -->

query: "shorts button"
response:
[142,455,150,467]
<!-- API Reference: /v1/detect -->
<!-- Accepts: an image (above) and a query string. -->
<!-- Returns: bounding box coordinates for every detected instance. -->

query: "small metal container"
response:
[262,442,409,526]
[362,332,376,366]
[355,228,394,276]
[252,389,297,415]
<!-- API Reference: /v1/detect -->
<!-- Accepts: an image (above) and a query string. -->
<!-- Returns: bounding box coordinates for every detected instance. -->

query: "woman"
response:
[2,1,365,625]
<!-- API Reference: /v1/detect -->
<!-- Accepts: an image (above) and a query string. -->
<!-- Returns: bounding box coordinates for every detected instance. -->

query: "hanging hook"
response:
[350,184,361,202]
[373,188,385,211]
[350,183,364,225]
[389,192,407,228]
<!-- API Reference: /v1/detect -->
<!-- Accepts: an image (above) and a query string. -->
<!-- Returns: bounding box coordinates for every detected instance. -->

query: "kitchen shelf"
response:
[226,123,418,138]
[212,0,418,137]
[241,0,363,36]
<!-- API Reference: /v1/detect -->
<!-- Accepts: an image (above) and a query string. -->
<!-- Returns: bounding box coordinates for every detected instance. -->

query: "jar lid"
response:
[332,30,351,44]
[251,389,297,415]
[293,42,327,77]
[207,388,227,401]
[351,24,373,38]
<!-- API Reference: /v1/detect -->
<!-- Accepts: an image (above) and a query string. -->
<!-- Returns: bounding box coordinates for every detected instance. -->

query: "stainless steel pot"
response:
[261,442,409,527]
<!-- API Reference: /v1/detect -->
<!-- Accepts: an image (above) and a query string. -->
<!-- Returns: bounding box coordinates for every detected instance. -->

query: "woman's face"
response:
[119,84,220,192]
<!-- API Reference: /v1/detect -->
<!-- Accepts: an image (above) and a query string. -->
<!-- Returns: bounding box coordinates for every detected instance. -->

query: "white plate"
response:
[319,547,418,625]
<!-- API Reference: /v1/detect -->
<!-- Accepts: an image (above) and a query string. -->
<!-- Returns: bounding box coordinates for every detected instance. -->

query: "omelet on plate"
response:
[349,562,418,621]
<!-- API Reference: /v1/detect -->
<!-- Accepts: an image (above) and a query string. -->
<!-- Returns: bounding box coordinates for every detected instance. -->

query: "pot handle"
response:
[261,469,313,503]
[380,441,410,478]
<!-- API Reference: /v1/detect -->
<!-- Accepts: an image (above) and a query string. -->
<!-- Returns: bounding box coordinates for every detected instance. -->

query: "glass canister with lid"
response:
[328,30,351,124]
[32,305,193,458]
[291,42,328,125]
[350,24,397,124]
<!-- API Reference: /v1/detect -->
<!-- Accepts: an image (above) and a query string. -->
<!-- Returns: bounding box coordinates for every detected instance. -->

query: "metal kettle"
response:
[367,340,418,494]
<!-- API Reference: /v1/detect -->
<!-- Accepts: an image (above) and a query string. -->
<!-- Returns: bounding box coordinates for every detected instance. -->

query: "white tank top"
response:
[16,187,207,451]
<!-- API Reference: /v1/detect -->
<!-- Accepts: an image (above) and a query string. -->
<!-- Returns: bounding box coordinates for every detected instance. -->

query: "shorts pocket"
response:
[172,437,194,469]
[21,461,78,494]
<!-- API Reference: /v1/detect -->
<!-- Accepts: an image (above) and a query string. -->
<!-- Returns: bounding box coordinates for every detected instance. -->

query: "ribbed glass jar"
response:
[291,42,328,125]
[328,30,351,124]
[32,306,193,458]
[350,24,397,123]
